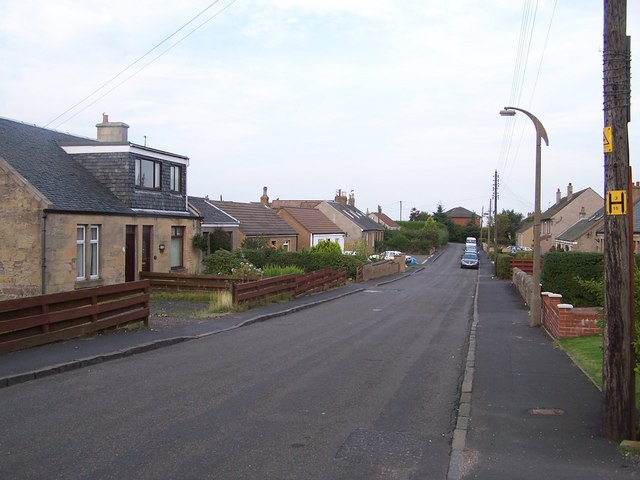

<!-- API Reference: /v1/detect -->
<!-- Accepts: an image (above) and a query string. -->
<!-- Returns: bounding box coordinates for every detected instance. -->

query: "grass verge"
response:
[558,335,640,407]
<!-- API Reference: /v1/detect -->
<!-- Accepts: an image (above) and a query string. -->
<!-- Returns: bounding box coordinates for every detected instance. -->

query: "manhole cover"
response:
[528,407,565,416]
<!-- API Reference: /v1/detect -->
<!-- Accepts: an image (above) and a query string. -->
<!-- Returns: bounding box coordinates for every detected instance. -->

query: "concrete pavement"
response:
[1,254,638,479]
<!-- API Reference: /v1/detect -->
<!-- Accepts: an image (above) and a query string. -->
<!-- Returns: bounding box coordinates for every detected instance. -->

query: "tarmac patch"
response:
[528,407,565,416]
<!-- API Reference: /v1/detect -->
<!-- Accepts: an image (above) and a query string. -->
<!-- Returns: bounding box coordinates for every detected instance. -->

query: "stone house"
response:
[368,206,400,230]
[540,183,603,253]
[0,115,200,300]
[275,206,346,251]
[206,195,298,251]
[271,189,384,250]
[188,196,240,254]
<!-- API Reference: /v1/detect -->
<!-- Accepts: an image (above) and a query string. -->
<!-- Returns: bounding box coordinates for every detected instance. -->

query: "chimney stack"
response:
[96,113,129,143]
[567,182,573,200]
[348,191,355,207]
[378,205,382,214]
[556,188,562,204]
[260,186,269,205]
[335,189,348,205]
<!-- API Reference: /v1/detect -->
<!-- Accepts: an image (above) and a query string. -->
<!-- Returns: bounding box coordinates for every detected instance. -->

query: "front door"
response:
[125,225,136,282]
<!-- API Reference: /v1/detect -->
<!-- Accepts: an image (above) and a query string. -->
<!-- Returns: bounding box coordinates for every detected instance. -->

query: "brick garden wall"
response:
[541,292,601,339]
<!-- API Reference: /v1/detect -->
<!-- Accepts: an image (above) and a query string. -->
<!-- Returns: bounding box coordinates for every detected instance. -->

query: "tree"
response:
[409,207,430,221]
[432,203,449,225]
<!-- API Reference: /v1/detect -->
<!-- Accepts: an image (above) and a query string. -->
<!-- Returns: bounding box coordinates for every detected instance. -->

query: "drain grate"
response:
[528,407,565,416]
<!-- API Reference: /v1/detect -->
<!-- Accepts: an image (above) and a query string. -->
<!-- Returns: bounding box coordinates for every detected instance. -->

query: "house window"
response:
[77,225,100,280]
[135,158,161,189]
[90,226,99,278]
[171,226,184,268]
[283,240,290,252]
[76,226,85,280]
[170,165,182,192]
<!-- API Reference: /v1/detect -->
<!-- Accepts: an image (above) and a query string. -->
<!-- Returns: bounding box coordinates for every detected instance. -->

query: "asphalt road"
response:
[0,245,477,479]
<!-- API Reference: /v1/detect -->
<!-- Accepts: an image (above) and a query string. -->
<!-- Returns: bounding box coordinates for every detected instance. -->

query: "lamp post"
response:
[500,107,548,327]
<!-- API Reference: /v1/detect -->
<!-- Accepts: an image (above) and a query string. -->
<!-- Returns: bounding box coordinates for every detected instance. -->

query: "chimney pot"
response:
[556,188,561,204]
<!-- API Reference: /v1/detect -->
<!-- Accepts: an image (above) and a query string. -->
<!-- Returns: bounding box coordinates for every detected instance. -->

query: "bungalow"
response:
[206,197,298,251]
[276,206,346,250]
[368,205,400,230]
[0,115,200,300]
[271,189,384,250]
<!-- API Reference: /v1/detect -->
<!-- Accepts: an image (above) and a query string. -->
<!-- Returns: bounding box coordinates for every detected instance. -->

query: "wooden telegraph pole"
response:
[602,0,634,442]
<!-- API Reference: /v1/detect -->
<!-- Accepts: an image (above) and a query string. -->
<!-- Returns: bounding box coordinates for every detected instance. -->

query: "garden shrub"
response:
[541,252,604,307]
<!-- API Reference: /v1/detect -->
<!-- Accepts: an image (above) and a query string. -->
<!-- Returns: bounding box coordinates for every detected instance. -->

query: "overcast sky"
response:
[1,1,638,221]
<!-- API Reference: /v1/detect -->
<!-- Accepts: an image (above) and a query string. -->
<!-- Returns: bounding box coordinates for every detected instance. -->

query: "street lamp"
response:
[499,107,549,327]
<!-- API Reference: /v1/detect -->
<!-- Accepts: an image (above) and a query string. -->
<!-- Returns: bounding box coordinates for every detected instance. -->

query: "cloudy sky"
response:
[1,1,638,221]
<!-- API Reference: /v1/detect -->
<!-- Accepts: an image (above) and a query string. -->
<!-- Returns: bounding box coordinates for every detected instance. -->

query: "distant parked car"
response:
[460,252,479,269]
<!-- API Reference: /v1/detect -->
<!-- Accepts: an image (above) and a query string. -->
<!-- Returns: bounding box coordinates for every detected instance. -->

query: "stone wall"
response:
[512,267,533,307]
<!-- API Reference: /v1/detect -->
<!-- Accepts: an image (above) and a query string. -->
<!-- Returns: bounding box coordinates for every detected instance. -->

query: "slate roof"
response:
[279,207,344,234]
[209,200,297,236]
[325,201,384,231]
[595,199,640,235]
[0,117,132,214]
[556,208,605,243]
[188,196,239,226]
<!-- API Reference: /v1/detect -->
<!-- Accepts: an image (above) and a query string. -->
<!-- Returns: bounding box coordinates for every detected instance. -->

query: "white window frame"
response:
[170,164,182,192]
[77,224,100,281]
[90,225,100,279]
[76,226,86,280]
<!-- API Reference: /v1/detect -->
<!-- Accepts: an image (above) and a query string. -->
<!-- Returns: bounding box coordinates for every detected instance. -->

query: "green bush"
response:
[262,264,305,277]
[495,253,512,279]
[203,249,261,276]
[309,240,342,255]
[541,252,604,307]
[241,248,364,278]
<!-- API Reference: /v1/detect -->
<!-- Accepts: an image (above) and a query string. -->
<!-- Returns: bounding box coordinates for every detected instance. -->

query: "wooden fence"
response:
[232,268,347,305]
[0,281,150,354]
[510,258,535,274]
[139,271,259,292]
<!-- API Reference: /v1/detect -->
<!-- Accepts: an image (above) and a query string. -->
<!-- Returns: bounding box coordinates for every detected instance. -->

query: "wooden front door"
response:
[125,225,136,282]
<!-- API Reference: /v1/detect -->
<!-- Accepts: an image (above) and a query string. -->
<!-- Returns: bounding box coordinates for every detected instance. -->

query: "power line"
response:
[47,0,238,128]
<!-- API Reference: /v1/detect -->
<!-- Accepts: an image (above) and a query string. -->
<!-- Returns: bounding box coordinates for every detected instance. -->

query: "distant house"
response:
[276,206,346,250]
[446,207,480,227]
[188,196,240,254]
[563,182,640,253]
[272,189,384,250]
[368,206,400,230]
[554,209,605,252]
[207,197,298,251]
[0,115,200,300]
[540,183,603,253]
[516,218,534,249]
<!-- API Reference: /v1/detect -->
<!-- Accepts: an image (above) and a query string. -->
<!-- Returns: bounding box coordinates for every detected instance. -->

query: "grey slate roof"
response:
[556,208,605,243]
[595,199,640,235]
[325,201,384,231]
[0,117,132,214]
[209,200,298,236]
[188,196,239,226]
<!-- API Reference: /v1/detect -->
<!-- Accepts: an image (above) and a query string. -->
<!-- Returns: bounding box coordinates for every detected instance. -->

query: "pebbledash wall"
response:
[512,268,601,339]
